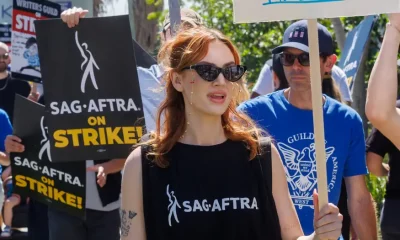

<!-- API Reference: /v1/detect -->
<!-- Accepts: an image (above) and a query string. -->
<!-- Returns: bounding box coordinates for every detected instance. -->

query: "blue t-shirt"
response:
[238,90,368,236]
[0,109,13,174]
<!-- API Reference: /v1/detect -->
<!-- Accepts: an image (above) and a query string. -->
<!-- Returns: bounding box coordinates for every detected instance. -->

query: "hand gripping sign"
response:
[233,0,400,210]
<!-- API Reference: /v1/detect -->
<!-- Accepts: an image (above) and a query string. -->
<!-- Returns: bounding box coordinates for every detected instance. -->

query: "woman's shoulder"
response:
[124,146,143,174]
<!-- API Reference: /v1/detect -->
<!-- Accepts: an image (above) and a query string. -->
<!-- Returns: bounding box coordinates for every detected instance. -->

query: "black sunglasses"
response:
[182,64,247,82]
[280,52,311,67]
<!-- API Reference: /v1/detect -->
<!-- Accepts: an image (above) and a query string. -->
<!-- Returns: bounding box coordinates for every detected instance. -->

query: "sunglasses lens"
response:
[224,65,245,82]
[1,54,8,60]
[195,65,220,82]
[298,53,310,66]
[280,53,296,66]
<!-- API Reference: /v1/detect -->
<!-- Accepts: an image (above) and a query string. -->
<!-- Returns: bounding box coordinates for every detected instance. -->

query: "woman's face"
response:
[173,40,238,117]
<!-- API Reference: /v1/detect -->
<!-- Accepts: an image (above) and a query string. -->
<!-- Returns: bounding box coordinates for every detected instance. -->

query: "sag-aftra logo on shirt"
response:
[166,184,259,226]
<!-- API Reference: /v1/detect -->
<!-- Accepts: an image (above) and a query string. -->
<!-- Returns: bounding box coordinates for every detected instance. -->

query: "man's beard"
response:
[0,62,7,73]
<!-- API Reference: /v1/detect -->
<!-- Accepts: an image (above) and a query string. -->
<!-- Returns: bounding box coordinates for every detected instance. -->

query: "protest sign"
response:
[35,15,145,162]
[338,15,376,93]
[0,22,12,46]
[54,1,72,12]
[233,0,400,23]
[133,39,156,68]
[11,95,86,217]
[11,0,61,83]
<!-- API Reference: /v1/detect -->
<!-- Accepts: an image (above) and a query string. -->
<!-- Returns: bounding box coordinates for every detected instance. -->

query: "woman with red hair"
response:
[121,26,342,240]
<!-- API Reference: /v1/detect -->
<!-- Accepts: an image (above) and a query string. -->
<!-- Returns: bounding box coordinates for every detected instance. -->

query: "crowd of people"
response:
[0,4,399,240]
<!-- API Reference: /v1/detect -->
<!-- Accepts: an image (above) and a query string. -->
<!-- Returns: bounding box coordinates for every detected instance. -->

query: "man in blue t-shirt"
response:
[0,108,12,168]
[0,108,12,226]
[238,20,377,238]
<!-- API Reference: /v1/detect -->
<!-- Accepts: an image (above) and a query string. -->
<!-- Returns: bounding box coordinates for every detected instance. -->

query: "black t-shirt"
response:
[366,101,400,199]
[141,139,281,240]
[0,74,31,123]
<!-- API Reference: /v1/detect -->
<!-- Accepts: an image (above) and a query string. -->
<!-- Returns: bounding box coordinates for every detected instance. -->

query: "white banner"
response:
[233,0,400,23]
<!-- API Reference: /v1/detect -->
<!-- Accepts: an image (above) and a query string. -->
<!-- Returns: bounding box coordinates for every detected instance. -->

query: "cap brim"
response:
[272,42,309,54]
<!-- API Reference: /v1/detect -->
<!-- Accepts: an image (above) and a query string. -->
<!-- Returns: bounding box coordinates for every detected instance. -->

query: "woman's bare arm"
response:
[366,14,400,149]
[120,147,146,240]
[271,144,305,239]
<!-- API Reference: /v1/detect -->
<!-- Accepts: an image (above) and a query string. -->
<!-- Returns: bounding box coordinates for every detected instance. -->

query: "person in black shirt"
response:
[120,27,342,240]
[0,42,31,123]
[366,100,400,240]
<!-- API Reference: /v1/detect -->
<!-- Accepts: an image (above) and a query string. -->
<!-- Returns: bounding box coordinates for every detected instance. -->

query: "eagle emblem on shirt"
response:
[277,142,335,192]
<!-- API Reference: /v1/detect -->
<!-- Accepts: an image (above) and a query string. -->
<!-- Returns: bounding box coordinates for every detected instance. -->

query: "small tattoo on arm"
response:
[121,209,137,237]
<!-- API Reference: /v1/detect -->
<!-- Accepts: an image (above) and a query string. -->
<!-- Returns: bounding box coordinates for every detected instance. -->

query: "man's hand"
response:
[0,151,9,166]
[28,91,40,102]
[61,7,89,28]
[5,135,25,153]
[87,164,106,187]
[313,190,343,240]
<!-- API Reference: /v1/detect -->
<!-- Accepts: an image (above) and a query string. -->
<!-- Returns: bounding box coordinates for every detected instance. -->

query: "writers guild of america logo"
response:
[75,31,100,94]
[277,138,336,210]
[38,116,52,162]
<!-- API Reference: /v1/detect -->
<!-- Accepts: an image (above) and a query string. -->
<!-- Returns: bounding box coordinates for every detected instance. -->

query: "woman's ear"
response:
[171,72,184,92]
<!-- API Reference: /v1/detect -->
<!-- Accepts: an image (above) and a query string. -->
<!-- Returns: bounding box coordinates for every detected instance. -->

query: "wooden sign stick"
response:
[307,19,328,209]
[168,0,181,36]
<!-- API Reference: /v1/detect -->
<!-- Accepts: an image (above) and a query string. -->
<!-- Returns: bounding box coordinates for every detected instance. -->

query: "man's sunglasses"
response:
[280,52,311,67]
[182,64,247,82]
[0,53,9,60]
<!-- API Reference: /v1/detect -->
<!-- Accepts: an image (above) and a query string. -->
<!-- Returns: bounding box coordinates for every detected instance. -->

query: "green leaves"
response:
[147,12,158,20]
[145,0,155,5]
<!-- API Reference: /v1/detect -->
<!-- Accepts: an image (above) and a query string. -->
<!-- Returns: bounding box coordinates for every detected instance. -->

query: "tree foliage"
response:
[187,0,389,90]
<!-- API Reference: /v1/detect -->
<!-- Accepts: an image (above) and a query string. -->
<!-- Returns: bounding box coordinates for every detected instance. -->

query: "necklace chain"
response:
[0,75,9,91]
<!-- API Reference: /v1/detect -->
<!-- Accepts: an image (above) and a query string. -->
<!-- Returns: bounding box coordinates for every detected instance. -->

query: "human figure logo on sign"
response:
[38,116,52,162]
[75,31,100,93]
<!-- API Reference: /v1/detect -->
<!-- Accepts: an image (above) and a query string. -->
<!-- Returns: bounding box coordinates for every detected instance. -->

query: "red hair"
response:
[143,27,262,167]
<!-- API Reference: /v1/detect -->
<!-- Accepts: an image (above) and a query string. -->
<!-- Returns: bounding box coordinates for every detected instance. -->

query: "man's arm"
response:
[342,112,377,239]
[366,14,400,149]
[99,158,126,175]
[0,110,13,166]
[86,158,126,188]
[345,175,377,239]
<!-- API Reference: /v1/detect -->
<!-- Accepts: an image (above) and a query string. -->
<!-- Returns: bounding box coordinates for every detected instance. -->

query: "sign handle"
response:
[307,19,328,210]
[169,0,181,36]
